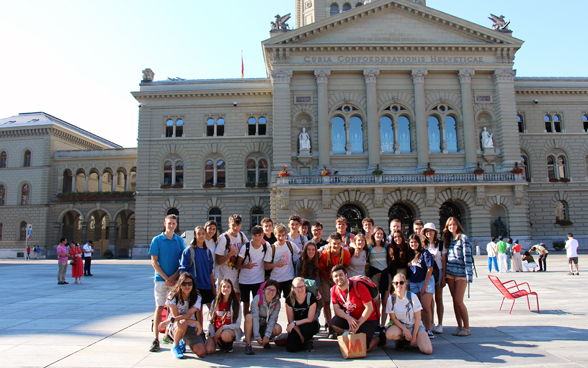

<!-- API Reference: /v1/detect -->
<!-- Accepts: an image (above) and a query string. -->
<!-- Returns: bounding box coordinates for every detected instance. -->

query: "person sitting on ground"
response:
[385,273,432,354]
[522,251,538,272]
[159,272,205,359]
[330,265,381,351]
[348,233,368,278]
[285,277,319,352]
[206,279,242,354]
[244,280,282,355]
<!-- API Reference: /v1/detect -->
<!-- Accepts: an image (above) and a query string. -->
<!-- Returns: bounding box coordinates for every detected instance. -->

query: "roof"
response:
[0,112,122,148]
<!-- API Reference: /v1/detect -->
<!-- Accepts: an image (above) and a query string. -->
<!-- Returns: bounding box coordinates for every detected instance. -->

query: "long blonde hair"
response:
[288,277,306,306]
[392,273,407,298]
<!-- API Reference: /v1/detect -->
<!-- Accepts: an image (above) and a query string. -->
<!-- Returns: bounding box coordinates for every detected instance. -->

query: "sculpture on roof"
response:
[488,14,510,31]
[142,68,154,82]
[271,13,291,30]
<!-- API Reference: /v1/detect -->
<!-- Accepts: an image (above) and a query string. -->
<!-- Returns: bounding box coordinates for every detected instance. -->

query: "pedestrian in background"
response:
[486,237,498,272]
[511,239,523,272]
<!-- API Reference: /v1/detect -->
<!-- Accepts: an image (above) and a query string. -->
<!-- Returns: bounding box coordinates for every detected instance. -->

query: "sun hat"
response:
[422,223,438,233]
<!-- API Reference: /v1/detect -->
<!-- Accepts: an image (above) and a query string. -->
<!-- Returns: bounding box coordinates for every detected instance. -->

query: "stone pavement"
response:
[1,255,586,368]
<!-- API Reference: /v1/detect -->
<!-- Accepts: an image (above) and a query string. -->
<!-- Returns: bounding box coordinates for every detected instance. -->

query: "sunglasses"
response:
[393,281,405,286]
[181,282,193,286]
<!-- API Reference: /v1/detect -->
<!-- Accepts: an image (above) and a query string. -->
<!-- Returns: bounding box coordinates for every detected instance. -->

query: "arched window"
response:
[175,119,183,137]
[331,116,346,154]
[21,184,30,205]
[331,104,364,154]
[398,116,411,152]
[251,207,264,228]
[548,154,568,180]
[583,114,588,132]
[330,3,339,16]
[205,160,215,185]
[162,159,184,188]
[246,159,256,183]
[20,221,27,240]
[208,207,222,230]
[165,119,183,137]
[163,161,173,185]
[380,116,394,153]
[428,116,441,153]
[521,155,530,181]
[217,161,226,185]
[175,161,184,185]
[547,156,555,179]
[355,2,363,7]
[245,158,269,185]
[429,104,460,153]
[555,200,568,221]
[445,116,457,152]
[0,184,5,205]
[380,105,412,154]
[342,2,352,11]
[23,150,31,167]
[259,159,268,183]
[166,208,180,234]
[517,114,525,133]
[165,119,174,137]
[204,158,226,186]
[349,116,363,153]
[207,117,225,137]
[545,114,562,133]
[557,156,567,179]
[247,117,267,136]
[0,151,6,168]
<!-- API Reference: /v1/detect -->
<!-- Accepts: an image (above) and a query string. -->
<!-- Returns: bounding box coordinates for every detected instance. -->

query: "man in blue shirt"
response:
[148,214,185,352]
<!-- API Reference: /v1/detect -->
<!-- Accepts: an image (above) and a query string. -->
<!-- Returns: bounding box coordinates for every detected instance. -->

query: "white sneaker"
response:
[433,324,443,334]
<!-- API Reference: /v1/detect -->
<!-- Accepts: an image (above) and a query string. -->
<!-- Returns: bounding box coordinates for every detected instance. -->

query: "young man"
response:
[486,237,499,272]
[300,218,311,238]
[413,220,424,237]
[496,236,508,273]
[565,233,580,275]
[530,243,549,272]
[362,217,375,245]
[318,232,351,339]
[388,219,402,243]
[287,214,307,262]
[261,217,277,245]
[148,214,185,352]
[330,265,381,351]
[237,226,268,316]
[82,240,94,276]
[56,238,69,285]
[215,214,248,301]
[265,224,300,298]
[335,217,355,248]
[311,221,328,249]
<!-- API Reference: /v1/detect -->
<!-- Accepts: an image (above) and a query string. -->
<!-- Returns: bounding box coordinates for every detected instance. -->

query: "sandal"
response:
[452,328,462,336]
[457,328,471,336]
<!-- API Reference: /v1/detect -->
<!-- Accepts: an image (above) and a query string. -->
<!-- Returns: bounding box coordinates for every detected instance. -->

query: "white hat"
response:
[422,222,439,233]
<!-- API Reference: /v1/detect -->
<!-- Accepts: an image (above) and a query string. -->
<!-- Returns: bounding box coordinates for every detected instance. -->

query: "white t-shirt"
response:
[166,293,202,327]
[287,234,306,263]
[82,243,93,257]
[386,292,423,325]
[427,244,446,270]
[215,232,249,281]
[205,238,219,279]
[566,239,579,258]
[348,250,367,278]
[486,242,497,258]
[264,242,300,282]
[238,242,267,284]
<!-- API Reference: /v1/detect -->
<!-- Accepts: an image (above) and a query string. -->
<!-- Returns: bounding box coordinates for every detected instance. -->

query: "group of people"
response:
[148,212,474,359]
[56,238,94,284]
[25,244,41,260]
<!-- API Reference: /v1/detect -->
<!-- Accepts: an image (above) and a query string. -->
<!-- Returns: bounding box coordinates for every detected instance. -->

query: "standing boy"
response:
[56,238,69,284]
[335,217,355,248]
[265,224,300,298]
[215,214,248,301]
[311,221,328,249]
[287,215,307,263]
[565,233,579,275]
[362,217,375,245]
[237,226,268,316]
[148,214,185,352]
[82,240,94,276]
[261,217,277,245]
[300,218,311,239]
[496,236,508,273]
[486,237,499,272]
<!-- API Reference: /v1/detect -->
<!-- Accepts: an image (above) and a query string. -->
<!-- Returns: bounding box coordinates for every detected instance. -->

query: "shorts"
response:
[331,316,378,347]
[397,321,426,337]
[154,281,173,307]
[410,277,435,295]
[278,280,293,299]
[446,274,466,282]
[569,257,579,265]
[169,322,205,347]
[318,277,335,303]
[239,282,262,303]
[199,288,215,305]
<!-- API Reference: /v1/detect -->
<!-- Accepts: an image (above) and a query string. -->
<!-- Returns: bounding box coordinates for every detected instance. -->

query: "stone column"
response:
[364,70,380,169]
[98,175,102,192]
[493,70,521,171]
[81,221,88,242]
[271,70,293,172]
[411,70,429,171]
[84,175,89,192]
[71,175,76,192]
[124,174,129,191]
[458,70,478,171]
[315,70,331,167]
[111,175,116,192]
[109,221,117,251]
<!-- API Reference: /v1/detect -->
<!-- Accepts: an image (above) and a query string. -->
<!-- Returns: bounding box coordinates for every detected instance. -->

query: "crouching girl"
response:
[243,280,282,355]
[206,279,242,354]
[285,277,319,352]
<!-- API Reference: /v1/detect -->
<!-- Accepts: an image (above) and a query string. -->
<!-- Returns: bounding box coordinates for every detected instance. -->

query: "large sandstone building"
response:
[1,0,587,257]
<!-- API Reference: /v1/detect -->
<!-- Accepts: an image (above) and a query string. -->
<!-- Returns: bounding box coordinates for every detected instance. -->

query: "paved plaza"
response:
[1,255,586,368]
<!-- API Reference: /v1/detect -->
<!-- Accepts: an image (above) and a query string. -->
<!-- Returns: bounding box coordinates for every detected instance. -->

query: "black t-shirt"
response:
[286,292,317,321]
[312,238,328,248]
[264,233,277,246]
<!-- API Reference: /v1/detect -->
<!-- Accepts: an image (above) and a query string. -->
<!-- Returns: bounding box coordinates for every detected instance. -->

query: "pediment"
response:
[264,0,523,47]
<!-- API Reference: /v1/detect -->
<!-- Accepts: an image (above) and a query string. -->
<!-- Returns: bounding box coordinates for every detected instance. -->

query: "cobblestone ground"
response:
[1,255,586,368]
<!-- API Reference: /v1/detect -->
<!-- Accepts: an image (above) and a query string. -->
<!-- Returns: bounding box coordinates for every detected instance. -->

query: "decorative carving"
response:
[314,69,331,84]
[271,14,291,30]
[451,187,459,200]
[363,69,380,84]
[425,187,436,207]
[411,69,428,84]
[481,127,494,148]
[401,188,408,201]
[493,69,516,83]
[488,14,510,31]
[142,68,154,82]
[475,186,485,206]
[374,188,384,208]
[458,70,475,84]
[322,189,331,209]
[281,189,290,210]
[514,185,524,205]
[271,70,293,84]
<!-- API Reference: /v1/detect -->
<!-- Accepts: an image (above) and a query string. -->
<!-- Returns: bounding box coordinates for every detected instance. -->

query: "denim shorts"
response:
[410,277,435,295]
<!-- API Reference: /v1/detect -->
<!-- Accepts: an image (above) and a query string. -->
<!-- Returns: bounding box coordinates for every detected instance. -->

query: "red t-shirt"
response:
[214,301,232,329]
[319,248,351,279]
[331,281,378,321]
[512,244,522,253]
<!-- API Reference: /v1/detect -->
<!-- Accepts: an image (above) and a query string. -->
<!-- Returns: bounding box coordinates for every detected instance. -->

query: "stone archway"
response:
[115,210,135,258]
[61,210,82,244]
[337,204,364,234]
[439,201,463,232]
[388,203,414,237]
[87,209,111,256]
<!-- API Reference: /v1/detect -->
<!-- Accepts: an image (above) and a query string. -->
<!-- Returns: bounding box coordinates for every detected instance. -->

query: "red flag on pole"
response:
[241,50,244,79]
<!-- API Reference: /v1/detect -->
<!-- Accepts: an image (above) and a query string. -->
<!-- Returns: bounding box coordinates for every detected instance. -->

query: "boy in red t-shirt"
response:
[330,265,380,351]
[318,232,351,339]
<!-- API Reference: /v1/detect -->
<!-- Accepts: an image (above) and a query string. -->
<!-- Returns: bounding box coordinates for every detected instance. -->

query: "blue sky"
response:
[1,0,586,147]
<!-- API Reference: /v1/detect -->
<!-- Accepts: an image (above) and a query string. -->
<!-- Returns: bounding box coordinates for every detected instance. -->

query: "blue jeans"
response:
[488,257,499,272]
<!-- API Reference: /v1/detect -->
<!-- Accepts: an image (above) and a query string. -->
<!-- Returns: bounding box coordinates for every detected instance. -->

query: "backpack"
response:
[223,231,247,269]
[256,281,281,308]
[269,241,295,268]
[390,291,413,324]
[188,243,212,277]
[303,279,323,321]
[336,275,380,320]
[240,240,269,277]
[326,247,345,269]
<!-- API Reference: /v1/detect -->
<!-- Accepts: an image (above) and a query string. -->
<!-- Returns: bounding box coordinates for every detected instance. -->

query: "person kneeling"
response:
[285,277,319,352]
[206,279,242,354]
[385,273,432,355]
[330,265,381,352]
[244,280,282,355]
[159,273,206,359]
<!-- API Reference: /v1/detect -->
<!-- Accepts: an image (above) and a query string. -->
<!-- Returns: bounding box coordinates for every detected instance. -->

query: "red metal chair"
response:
[488,275,540,314]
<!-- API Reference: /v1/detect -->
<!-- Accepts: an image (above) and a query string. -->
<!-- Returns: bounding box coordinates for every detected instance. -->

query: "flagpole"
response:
[241,50,244,79]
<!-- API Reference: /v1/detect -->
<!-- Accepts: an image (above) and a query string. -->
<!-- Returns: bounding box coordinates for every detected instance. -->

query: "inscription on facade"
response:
[295,96,312,104]
[302,55,485,64]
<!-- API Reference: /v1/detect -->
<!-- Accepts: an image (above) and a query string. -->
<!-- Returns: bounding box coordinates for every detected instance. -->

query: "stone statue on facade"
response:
[481,127,494,148]
[493,216,507,237]
[299,128,311,151]
[488,14,510,31]
[271,14,291,30]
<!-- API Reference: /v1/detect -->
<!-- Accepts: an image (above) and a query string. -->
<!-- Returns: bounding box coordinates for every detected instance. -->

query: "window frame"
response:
[206,117,225,137]
[379,104,413,154]
[0,151,6,168]
[251,206,264,229]
[245,156,269,185]
[0,184,5,205]
[547,153,568,181]
[164,118,184,138]
[20,221,27,240]
[208,207,222,231]
[203,157,227,186]
[330,104,366,155]
[427,104,461,154]
[555,200,568,221]
[23,150,31,167]
[582,114,588,133]
[517,113,525,133]
[247,116,267,136]
[161,158,185,188]
[544,114,563,133]
[21,183,30,205]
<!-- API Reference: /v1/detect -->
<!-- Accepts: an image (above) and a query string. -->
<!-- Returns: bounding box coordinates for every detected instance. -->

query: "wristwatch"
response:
[170,317,175,323]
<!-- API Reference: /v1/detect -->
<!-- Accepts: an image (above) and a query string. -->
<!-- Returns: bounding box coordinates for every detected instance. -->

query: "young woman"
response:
[204,220,219,285]
[69,242,83,284]
[422,223,446,334]
[369,227,389,325]
[443,217,473,337]
[522,251,538,272]
[206,279,242,354]
[348,233,368,277]
[385,273,432,355]
[285,277,319,352]
[296,241,321,286]
[391,230,410,276]
[407,234,435,339]
[244,280,282,355]
[159,272,205,359]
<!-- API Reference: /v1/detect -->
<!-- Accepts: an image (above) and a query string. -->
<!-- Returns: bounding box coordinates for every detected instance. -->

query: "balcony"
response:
[56,191,135,202]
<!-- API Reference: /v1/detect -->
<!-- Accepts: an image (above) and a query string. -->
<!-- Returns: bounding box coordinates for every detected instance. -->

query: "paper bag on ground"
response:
[337,333,367,359]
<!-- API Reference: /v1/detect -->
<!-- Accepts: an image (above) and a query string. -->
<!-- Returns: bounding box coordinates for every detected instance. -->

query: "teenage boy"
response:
[318,232,351,339]
[56,238,69,285]
[300,218,311,238]
[287,215,307,262]
[486,237,499,272]
[216,214,248,301]
[265,224,300,298]
[148,214,185,352]
[565,233,579,275]
[311,221,328,249]
[335,217,355,248]
[362,217,375,245]
[496,236,508,273]
[388,219,402,243]
[237,226,268,316]
[82,240,94,276]
[413,220,424,236]
[330,265,381,350]
[261,217,277,245]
